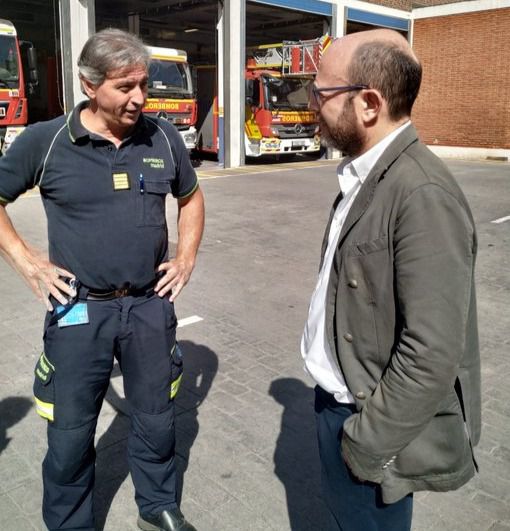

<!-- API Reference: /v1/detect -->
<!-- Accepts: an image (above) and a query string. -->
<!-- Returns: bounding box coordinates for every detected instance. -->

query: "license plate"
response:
[292,140,307,147]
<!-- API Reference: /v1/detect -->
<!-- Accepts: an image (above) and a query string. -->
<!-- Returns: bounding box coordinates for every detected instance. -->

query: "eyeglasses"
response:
[309,83,369,107]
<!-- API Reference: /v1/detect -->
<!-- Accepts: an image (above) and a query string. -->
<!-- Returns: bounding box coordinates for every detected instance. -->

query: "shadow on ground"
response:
[270,378,329,531]
[0,396,33,455]
[93,340,218,530]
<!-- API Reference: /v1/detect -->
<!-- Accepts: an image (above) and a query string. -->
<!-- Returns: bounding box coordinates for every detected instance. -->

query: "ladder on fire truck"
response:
[246,36,332,76]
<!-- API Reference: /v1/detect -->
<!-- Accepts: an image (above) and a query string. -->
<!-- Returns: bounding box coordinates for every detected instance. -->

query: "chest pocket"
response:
[348,235,388,256]
[137,179,172,227]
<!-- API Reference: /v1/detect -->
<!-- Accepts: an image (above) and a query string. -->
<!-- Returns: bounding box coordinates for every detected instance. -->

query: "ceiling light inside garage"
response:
[156,29,177,39]
[184,28,199,33]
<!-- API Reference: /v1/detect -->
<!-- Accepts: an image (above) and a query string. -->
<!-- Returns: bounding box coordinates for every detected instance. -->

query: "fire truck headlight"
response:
[249,141,260,155]
[184,131,197,144]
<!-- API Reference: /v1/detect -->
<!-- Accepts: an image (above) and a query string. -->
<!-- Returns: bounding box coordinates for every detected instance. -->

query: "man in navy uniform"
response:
[0,29,204,531]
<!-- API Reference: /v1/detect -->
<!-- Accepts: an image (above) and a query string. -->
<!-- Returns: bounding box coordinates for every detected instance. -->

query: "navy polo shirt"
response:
[0,102,198,289]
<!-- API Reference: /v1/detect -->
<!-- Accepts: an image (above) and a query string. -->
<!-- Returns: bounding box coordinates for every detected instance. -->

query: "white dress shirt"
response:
[301,122,411,403]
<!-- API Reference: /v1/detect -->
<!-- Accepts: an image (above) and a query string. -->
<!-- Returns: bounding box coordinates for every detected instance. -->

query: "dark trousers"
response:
[314,386,413,531]
[35,294,179,530]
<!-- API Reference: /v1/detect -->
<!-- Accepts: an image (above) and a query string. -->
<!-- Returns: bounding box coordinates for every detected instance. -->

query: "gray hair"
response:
[78,28,150,90]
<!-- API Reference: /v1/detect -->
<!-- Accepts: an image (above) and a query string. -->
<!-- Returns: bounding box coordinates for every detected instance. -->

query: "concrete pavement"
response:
[0,156,509,530]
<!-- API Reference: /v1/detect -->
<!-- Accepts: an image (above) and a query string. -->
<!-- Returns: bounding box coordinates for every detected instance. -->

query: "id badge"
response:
[56,302,89,328]
[112,172,130,191]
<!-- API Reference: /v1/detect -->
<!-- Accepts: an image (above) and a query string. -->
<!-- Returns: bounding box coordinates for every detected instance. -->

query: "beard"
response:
[319,98,365,157]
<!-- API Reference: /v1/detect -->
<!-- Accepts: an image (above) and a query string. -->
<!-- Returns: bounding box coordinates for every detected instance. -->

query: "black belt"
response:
[82,278,159,301]
[48,278,160,326]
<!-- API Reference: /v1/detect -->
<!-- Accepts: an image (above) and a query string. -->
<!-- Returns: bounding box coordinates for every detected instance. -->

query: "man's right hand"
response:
[12,244,76,311]
[0,204,76,310]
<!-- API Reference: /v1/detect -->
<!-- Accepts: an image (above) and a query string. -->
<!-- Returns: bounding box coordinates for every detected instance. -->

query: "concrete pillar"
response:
[326,2,344,160]
[128,13,141,35]
[331,2,346,38]
[222,0,245,168]
[217,6,225,166]
[59,0,95,112]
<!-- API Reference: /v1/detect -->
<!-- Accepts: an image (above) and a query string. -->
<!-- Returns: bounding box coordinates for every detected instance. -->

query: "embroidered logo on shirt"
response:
[143,157,165,169]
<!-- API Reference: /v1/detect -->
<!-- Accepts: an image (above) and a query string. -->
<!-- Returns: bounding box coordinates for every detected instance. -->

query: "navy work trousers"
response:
[314,386,413,531]
[35,294,179,531]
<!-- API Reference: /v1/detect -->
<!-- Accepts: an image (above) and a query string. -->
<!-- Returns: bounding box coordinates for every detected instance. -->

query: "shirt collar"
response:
[67,100,90,142]
[337,121,411,194]
[67,100,149,144]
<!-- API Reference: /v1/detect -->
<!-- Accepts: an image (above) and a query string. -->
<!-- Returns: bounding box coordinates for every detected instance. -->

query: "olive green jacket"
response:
[322,125,481,504]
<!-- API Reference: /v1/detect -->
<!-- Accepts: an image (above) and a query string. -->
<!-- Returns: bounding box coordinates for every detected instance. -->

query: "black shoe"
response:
[137,508,197,531]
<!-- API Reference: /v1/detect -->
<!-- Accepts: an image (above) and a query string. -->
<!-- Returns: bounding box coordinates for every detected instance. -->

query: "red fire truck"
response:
[0,18,38,154]
[196,36,331,158]
[143,46,197,151]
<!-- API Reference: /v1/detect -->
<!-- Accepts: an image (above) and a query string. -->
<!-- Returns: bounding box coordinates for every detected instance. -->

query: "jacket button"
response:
[343,333,353,343]
[348,279,358,288]
[355,391,366,400]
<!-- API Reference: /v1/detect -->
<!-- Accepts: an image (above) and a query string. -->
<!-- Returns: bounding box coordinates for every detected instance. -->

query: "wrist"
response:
[2,237,28,262]
[175,252,196,270]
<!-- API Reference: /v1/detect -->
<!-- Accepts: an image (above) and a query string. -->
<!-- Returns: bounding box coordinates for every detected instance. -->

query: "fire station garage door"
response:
[249,0,332,17]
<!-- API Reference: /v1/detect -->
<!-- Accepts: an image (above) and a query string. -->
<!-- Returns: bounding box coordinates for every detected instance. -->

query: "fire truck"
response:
[0,19,38,154]
[196,36,331,158]
[143,46,197,151]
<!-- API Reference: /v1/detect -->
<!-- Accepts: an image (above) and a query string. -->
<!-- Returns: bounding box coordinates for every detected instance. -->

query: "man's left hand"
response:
[155,258,194,302]
[155,187,204,302]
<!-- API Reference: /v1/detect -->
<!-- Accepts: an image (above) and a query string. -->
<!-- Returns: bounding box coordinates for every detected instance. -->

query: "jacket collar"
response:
[339,124,419,242]
[320,124,420,264]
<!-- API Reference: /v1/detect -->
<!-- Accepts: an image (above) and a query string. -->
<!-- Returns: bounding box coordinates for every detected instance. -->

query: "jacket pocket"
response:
[33,352,55,422]
[348,235,388,256]
[386,391,472,480]
[137,179,172,227]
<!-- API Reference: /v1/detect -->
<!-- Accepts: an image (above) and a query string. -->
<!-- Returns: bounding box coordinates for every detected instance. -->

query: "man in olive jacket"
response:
[301,29,480,531]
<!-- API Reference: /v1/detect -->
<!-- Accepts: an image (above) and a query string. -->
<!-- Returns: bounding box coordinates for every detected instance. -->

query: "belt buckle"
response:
[114,287,130,298]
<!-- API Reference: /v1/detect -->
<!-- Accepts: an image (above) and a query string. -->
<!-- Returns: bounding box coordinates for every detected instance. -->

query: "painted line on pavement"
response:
[177,315,204,328]
[196,159,339,181]
[198,173,243,180]
[195,173,225,179]
[491,215,510,224]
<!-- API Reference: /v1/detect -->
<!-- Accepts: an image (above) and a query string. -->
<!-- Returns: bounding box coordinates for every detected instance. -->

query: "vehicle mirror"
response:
[20,41,39,89]
[245,79,259,107]
[191,66,198,96]
[27,47,38,86]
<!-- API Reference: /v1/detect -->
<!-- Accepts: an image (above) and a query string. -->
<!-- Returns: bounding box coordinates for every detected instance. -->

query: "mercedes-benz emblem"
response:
[294,123,303,135]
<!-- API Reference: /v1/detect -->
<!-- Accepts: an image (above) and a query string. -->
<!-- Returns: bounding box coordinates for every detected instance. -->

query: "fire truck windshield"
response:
[148,59,192,97]
[263,75,310,111]
[0,36,19,88]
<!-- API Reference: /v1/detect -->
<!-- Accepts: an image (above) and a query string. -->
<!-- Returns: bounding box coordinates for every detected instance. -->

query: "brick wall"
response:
[372,0,467,11]
[412,9,510,149]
